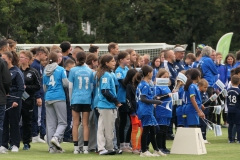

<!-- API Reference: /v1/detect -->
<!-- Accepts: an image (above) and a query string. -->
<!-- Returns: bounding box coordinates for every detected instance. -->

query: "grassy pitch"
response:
[0,128,239,160]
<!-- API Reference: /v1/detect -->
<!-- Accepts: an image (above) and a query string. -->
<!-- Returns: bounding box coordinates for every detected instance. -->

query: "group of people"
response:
[0,39,239,157]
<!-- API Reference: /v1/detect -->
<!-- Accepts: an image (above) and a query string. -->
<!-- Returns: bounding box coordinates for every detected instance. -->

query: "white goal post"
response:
[16,43,187,59]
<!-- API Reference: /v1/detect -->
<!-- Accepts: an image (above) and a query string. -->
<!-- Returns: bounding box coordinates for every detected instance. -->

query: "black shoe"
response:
[166,134,174,140]
[108,150,117,155]
[115,149,123,154]
[163,148,170,154]
[23,144,30,150]
[89,149,96,152]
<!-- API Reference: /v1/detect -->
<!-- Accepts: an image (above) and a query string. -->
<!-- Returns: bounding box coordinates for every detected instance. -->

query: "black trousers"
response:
[2,99,22,148]
[21,98,35,145]
[206,87,215,122]
[119,112,131,143]
[156,125,168,149]
[141,126,158,152]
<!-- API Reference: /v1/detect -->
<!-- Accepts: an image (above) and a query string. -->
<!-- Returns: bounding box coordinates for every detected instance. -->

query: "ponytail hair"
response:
[116,51,129,69]
[48,52,58,64]
[2,51,19,67]
[123,69,137,86]
[132,65,153,88]
[132,71,142,88]
[96,54,114,84]
[184,68,201,91]
[76,51,86,66]
[11,51,19,67]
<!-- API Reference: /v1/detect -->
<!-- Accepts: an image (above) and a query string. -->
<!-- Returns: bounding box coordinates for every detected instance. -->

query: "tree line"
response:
[1,0,239,51]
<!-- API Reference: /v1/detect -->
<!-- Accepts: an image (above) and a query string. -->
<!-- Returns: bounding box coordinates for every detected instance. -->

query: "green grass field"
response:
[0,128,238,160]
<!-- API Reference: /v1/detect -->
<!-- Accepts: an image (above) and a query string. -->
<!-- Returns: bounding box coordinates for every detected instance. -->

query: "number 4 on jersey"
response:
[49,75,56,86]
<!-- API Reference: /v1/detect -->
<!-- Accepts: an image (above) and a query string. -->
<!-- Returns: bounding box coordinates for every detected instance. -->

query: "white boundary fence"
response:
[17,43,188,59]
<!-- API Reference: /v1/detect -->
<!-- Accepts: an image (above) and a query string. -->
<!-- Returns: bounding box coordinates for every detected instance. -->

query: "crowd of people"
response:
[0,40,239,157]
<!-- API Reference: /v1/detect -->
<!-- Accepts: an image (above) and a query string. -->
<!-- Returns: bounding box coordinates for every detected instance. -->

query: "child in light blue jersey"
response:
[68,51,94,154]
[96,54,122,155]
[115,51,131,151]
[154,68,172,154]
[184,69,205,127]
[136,65,166,157]
[78,53,98,151]
[43,52,69,153]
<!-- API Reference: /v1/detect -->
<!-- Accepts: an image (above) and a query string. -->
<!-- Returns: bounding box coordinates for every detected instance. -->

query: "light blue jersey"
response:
[115,66,129,103]
[111,71,119,86]
[68,65,93,105]
[43,66,67,101]
[98,72,117,109]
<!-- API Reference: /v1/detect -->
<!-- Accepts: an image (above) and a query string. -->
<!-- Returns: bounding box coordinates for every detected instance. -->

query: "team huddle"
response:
[0,40,239,157]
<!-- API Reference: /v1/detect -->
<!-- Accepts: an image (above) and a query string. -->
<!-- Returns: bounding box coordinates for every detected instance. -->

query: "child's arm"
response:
[101,89,122,107]
[190,95,205,118]
[140,95,162,105]
[154,93,171,100]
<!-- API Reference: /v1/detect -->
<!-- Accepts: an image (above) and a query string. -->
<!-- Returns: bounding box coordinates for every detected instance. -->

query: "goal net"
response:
[16,43,187,59]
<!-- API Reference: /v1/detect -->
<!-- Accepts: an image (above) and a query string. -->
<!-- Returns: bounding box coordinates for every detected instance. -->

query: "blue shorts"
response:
[177,115,184,126]
[156,117,171,126]
[140,115,158,127]
[186,113,199,126]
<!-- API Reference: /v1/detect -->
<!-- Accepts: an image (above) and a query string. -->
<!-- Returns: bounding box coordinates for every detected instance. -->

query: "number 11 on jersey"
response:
[78,76,89,89]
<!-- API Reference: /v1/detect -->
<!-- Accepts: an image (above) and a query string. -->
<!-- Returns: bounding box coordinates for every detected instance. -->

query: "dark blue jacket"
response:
[184,62,192,70]
[161,60,177,90]
[173,60,185,73]
[199,56,218,87]
[0,58,12,105]
[30,59,44,98]
[20,66,41,98]
[8,66,25,102]
[201,91,210,115]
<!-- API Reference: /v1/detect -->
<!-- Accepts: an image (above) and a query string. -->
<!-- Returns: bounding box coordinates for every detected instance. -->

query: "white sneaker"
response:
[83,146,89,154]
[99,149,108,155]
[11,145,19,152]
[49,147,64,154]
[73,146,81,154]
[204,140,210,144]
[32,135,46,143]
[51,137,62,151]
[140,151,153,157]
[153,150,167,156]
[121,147,132,152]
[44,135,47,142]
[49,147,56,154]
[0,146,8,153]
[132,149,140,154]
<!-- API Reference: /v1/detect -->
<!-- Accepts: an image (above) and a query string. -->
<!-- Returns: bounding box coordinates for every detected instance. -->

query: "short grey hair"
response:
[201,46,212,57]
